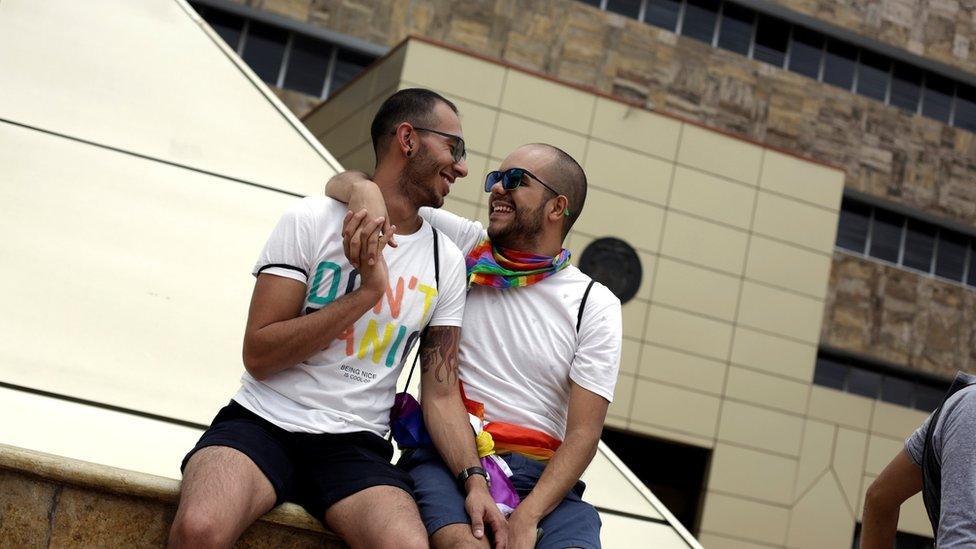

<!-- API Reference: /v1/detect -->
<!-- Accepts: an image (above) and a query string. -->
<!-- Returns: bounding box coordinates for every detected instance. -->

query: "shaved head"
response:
[528,143,587,238]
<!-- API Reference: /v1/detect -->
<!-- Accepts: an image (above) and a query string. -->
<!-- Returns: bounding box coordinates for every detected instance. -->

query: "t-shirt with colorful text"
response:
[234,197,466,436]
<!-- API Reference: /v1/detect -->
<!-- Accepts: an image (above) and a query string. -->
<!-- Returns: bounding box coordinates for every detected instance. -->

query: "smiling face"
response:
[398,101,468,209]
[487,146,558,249]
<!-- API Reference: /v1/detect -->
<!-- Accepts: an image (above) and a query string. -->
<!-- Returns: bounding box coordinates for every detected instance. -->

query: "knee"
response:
[168,511,234,549]
[395,531,430,549]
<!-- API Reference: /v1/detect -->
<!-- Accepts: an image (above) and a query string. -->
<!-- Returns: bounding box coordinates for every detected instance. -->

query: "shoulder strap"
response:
[576,279,596,333]
[402,225,440,392]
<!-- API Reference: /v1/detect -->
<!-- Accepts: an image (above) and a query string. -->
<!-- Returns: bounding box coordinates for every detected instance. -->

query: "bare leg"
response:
[431,523,491,549]
[168,446,277,549]
[325,485,429,549]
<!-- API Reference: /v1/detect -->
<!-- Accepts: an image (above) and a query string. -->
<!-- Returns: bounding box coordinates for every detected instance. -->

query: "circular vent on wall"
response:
[578,237,642,304]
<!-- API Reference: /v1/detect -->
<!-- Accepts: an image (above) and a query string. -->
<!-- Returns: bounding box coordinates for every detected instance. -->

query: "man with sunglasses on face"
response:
[169,88,506,549]
[327,143,623,549]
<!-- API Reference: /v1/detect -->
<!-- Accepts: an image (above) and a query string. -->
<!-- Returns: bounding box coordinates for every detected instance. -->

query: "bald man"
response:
[328,143,622,549]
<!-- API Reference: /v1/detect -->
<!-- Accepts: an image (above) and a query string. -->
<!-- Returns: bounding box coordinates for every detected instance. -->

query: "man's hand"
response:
[464,479,508,548]
[507,508,540,549]
[343,210,391,294]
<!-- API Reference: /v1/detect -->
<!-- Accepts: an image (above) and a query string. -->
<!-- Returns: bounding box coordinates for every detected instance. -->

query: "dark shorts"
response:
[181,400,413,521]
[399,447,602,549]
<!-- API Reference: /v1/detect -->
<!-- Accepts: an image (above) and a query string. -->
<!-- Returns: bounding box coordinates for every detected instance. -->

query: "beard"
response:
[398,145,444,209]
[488,199,545,250]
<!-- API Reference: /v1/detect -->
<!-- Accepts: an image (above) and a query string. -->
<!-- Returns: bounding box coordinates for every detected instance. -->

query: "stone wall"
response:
[773,0,976,75]
[821,252,976,378]
[0,444,344,548]
[249,0,976,229]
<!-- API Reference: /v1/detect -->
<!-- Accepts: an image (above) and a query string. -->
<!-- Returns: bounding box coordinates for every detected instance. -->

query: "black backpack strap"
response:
[922,371,976,534]
[402,225,440,392]
[576,279,596,333]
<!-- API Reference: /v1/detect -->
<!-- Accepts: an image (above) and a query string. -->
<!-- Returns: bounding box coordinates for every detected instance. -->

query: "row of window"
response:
[837,198,976,288]
[579,0,976,132]
[191,3,377,99]
[814,352,947,412]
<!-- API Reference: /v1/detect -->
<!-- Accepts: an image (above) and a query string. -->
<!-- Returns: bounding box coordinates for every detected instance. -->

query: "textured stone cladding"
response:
[251,0,976,229]
[773,0,976,75]
[823,252,976,378]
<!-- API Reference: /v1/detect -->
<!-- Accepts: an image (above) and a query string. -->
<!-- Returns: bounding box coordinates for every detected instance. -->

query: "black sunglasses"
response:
[412,127,466,164]
[484,168,571,216]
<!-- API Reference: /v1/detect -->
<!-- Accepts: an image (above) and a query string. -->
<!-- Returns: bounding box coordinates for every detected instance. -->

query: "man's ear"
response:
[394,123,415,158]
[548,195,569,222]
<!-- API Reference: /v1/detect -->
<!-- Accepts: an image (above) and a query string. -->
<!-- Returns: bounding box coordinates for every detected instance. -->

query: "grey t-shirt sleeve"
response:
[933,388,976,547]
[904,414,932,466]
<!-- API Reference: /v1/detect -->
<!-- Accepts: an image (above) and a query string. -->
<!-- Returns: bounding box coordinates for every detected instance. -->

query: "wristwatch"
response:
[456,466,490,487]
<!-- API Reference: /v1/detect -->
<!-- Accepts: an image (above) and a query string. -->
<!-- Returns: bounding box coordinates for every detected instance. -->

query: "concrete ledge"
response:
[0,443,344,547]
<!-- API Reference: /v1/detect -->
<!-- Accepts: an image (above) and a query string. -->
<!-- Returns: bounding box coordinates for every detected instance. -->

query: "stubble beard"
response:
[488,200,545,250]
[398,145,444,210]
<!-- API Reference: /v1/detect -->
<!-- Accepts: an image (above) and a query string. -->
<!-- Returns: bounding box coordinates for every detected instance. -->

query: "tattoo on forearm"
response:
[419,326,460,384]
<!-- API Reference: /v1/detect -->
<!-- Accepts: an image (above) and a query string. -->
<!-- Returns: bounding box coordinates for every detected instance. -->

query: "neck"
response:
[495,231,563,258]
[373,163,423,235]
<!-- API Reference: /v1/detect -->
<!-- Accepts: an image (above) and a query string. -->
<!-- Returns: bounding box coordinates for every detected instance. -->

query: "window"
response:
[921,72,954,123]
[890,63,922,113]
[902,219,936,272]
[955,84,976,132]
[681,0,720,44]
[752,15,789,67]
[241,21,289,84]
[644,0,682,31]
[716,3,754,55]
[935,230,967,282]
[869,209,903,263]
[200,8,245,51]
[329,49,375,96]
[968,242,976,286]
[605,0,642,18]
[814,351,949,412]
[856,50,891,102]
[837,199,871,253]
[283,36,333,97]
[787,26,824,79]
[822,39,857,90]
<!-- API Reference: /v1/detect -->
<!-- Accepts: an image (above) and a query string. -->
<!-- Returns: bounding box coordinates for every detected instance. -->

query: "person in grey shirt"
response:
[860,381,976,548]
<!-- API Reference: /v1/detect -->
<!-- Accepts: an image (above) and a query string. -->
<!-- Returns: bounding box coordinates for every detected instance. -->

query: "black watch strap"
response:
[456,466,489,486]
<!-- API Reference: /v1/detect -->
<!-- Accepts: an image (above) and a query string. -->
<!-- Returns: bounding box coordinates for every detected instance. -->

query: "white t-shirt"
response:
[233,197,467,436]
[421,207,622,441]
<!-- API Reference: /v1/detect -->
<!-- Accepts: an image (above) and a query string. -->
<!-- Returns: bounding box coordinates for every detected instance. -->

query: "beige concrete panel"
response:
[631,380,722,439]
[621,300,650,340]
[608,373,635,421]
[401,41,506,107]
[736,281,825,344]
[604,413,629,430]
[833,428,869,514]
[752,191,840,254]
[600,515,690,548]
[700,492,789,546]
[899,491,934,537]
[745,235,833,300]
[639,343,726,395]
[864,434,905,476]
[489,112,587,162]
[441,197,482,223]
[626,421,716,449]
[759,150,845,211]
[644,306,734,361]
[584,140,673,205]
[449,151,490,205]
[730,326,817,381]
[338,141,375,174]
[590,97,682,160]
[500,70,595,134]
[668,167,757,229]
[807,386,874,430]
[794,420,835,498]
[660,212,749,275]
[435,94,498,158]
[367,46,407,103]
[708,443,797,505]
[651,258,741,322]
[637,251,657,301]
[321,107,371,159]
[572,188,665,252]
[582,450,665,520]
[696,533,769,549]
[677,125,764,185]
[619,337,641,376]
[305,68,376,135]
[724,366,810,414]
[786,474,856,549]
[870,401,928,440]
[717,401,804,457]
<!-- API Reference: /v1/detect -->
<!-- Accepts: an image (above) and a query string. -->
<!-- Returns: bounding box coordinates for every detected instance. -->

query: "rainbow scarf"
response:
[465,238,571,289]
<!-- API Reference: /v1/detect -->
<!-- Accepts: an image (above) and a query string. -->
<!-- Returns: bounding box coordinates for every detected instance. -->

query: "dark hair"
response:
[370,88,458,161]
[532,144,587,238]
